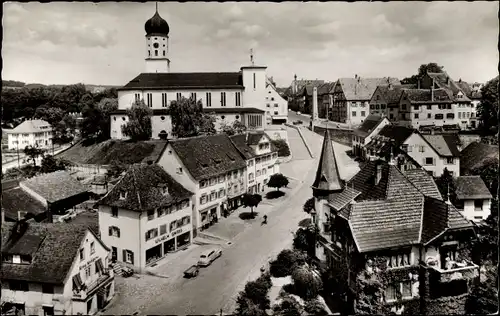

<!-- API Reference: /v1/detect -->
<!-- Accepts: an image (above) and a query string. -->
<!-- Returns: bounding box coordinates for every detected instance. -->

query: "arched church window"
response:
[148,50,151,57]
[236,115,240,120]
[161,116,165,121]
[155,50,158,56]
[163,51,165,56]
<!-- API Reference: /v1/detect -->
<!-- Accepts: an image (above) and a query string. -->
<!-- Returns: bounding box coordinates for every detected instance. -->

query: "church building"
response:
[111,6,287,140]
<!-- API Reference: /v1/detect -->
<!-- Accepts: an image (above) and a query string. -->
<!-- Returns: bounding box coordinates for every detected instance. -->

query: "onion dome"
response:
[145,10,169,36]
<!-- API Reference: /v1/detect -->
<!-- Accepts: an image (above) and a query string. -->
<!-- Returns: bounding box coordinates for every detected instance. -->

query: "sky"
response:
[2,2,498,87]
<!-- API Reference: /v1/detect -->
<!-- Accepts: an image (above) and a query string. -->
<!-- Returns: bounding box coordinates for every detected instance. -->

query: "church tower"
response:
[311,129,344,237]
[144,4,170,73]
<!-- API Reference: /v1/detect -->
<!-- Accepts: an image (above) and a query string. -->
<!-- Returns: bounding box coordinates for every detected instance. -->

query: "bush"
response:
[236,272,273,313]
[271,139,291,157]
[270,249,308,278]
[291,266,323,300]
[304,299,328,316]
[273,295,303,316]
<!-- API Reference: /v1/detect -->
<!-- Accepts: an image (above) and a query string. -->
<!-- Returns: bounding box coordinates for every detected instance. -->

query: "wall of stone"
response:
[311,126,353,146]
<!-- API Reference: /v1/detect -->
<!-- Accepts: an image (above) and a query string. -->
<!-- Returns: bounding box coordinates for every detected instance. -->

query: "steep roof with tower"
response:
[145,5,170,36]
[311,129,343,192]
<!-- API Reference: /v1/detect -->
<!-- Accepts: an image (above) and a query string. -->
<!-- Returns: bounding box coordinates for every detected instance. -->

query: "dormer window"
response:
[119,191,127,200]
[159,185,169,195]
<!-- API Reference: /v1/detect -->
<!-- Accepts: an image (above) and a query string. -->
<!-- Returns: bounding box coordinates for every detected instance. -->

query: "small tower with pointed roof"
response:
[311,129,344,236]
[145,2,171,73]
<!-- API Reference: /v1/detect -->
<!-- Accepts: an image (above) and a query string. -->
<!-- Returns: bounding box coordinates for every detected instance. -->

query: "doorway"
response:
[111,247,117,263]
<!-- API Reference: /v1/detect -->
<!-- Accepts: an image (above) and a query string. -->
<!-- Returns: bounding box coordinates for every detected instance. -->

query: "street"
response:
[102,127,359,316]
[1,143,72,173]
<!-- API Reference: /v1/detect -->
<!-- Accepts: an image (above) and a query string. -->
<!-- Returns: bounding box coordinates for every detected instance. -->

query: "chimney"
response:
[376,164,383,185]
[312,87,318,120]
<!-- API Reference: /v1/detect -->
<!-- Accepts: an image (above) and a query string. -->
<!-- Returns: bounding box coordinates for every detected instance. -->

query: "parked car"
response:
[198,247,222,267]
[183,264,200,278]
[297,111,302,115]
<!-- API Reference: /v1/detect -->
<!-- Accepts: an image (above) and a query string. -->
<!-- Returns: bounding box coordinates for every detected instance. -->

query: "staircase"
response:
[111,263,125,276]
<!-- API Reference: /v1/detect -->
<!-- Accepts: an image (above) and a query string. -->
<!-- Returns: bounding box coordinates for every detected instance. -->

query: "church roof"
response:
[118,72,244,91]
[311,129,343,192]
[145,10,169,36]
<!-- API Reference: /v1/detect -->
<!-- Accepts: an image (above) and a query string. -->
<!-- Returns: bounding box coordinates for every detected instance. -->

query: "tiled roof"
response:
[404,169,443,200]
[66,211,100,237]
[169,134,247,181]
[447,203,474,230]
[421,197,451,244]
[373,85,405,106]
[1,222,89,284]
[427,72,471,101]
[8,119,52,134]
[204,107,265,114]
[460,142,499,173]
[338,77,400,101]
[317,82,335,95]
[98,164,193,211]
[229,134,255,159]
[1,187,47,221]
[455,176,493,200]
[119,72,243,90]
[403,88,453,103]
[312,129,343,191]
[21,171,89,203]
[422,134,461,157]
[327,186,360,212]
[353,115,385,137]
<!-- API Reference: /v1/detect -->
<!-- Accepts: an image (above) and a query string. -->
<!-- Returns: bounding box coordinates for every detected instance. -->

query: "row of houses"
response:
[310,129,489,315]
[284,72,482,131]
[351,115,494,222]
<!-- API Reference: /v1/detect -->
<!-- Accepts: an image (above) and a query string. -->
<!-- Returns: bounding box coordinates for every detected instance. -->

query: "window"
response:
[387,251,411,268]
[176,93,181,101]
[221,92,226,106]
[200,194,207,205]
[148,50,151,56]
[191,92,197,101]
[402,104,407,110]
[146,93,152,107]
[274,103,279,107]
[427,113,431,119]
[145,228,158,241]
[253,73,256,89]
[370,104,375,109]
[375,104,380,110]
[177,167,183,174]
[219,176,224,183]
[249,173,254,181]
[90,242,95,254]
[389,113,394,119]
[274,111,278,115]
[111,207,118,217]
[419,146,425,152]
[160,224,167,235]
[200,180,207,189]
[9,281,29,291]
[267,104,270,108]
[41,283,54,294]
[361,111,366,117]
[170,221,177,231]
[210,191,216,201]
[155,50,158,56]
[435,113,444,119]
[85,265,91,277]
[352,111,356,117]
[446,113,455,119]
[413,105,419,110]
[162,93,168,107]
[135,93,141,102]
[235,92,241,106]
[425,157,434,165]
[446,157,454,164]
[79,248,85,261]
[124,250,134,264]
[147,209,155,220]
[109,226,120,237]
[119,191,127,200]
[475,200,483,210]
[414,113,419,119]
[385,284,398,302]
[206,92,212,107]
[43,305,54,316]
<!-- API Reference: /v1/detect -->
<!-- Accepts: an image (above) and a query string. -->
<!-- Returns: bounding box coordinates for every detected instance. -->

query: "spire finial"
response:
[250,48,254,65]
[156,1,158,12]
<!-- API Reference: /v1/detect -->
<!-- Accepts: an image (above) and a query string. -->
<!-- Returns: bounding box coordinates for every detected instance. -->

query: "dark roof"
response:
[421,197,451,244]
[455,176,493,200]
[145,10,169,36]
[447,203,475,230]
[229,132,276,160]
[203,107,264,114]
[98,164,193,211]
[1,222,89,284]
[403,88,453,103]
[422,134,461,157]
[66,211,100,237]
[169,134,247,181]
[328,186,360,212]
[312,129,343,191]
[460,142,499,173]
[377,125,415,146]
[337,77,400,101]
[372,84,405,106]
[21,171,88,203]
[353,115,385,137]
[427,72,471,101]
[1,187,46,221]
[404,169,443,200]
[119,72,243,90]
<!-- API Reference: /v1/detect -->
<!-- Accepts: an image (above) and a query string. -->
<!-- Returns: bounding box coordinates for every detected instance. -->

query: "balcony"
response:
[73,270,114,300]
[428,260,479,283]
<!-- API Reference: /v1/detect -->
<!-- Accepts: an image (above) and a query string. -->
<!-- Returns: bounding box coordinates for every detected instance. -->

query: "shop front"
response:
[147,225,192,266]
[200,206,218,230]
[176,231,191,249]
[227,195,244,211]
[146,244,162,266]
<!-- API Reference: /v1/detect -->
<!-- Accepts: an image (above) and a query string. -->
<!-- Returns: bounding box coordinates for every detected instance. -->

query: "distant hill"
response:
[2,80,121,91]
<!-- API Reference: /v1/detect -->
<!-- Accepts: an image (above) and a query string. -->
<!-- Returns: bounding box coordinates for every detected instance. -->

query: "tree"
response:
[170,97,216,137]
[270,249,308,278]
[122,100,153,141]
[273,295,303,316]
[40,155,71,174]
[291,265,323,300]
[81,103,104,139]
[97,97,118,137]
[466,262,499,315]
[304,299,328,316]
[434,168,457,204]
[303,197,315,214]
[235,273,272,315]
[242,193,262,216]
[354,258,390,315]
[23,146,45,167]
[271,139,291,157]
[233,120,247,134]
[235,296,266,316]
[478,76,499,135]
[401,62,444,85]
[267,173,289,192]
[106,161,126,179]
[293,225,317,257]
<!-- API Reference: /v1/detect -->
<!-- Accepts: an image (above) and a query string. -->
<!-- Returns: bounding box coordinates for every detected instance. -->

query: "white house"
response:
[156,134,247,234]
[351,115,390,158]
[402,132,461,177]
[111,7,275,140]
[97,164,194,271]
[265,79,288,124]
[229,131,280,194]
[1,222,114,316]
[455,176,493,222]
[6,119,53,150]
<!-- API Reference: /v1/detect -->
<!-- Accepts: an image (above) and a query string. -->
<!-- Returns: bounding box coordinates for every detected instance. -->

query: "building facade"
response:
[97,164,193,271]
[1,222,114,316]
[7,119,53,150]
[351,115,391,158]
[369,84,405,121]
[265,79,288,124]
[455,176,493,222]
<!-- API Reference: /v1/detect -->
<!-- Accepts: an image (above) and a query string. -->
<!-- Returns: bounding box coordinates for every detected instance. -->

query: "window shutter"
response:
[117,228,121,238]
[122,250,126,262]
[130,251,134,265]
[108,227,112,236]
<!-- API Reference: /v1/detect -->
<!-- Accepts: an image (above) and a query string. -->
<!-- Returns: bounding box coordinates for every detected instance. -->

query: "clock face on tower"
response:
[153,42,159,49]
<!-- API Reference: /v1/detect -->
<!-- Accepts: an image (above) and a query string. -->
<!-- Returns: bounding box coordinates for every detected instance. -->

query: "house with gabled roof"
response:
[230,131,279,195]
[1,221,114,316]
[454,176,493,222]
[351,115,390,158]
[369,84,405,121]
[331,76,400,126]
[157,134,247,232]
[310,131,478,315]
[265,79,288,124]
[459,141,498,176]
[96,163,193,271]
[6,119,53,150]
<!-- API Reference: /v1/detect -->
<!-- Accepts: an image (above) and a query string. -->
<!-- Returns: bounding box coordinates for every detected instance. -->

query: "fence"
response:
[67,164,109,176]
